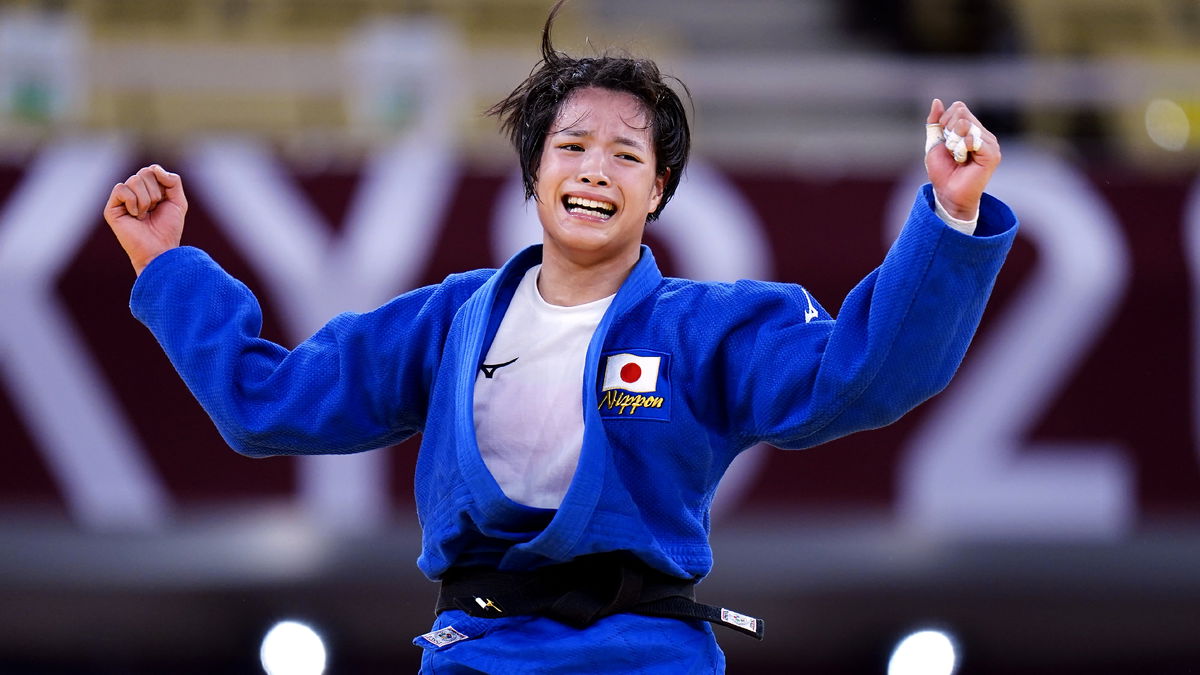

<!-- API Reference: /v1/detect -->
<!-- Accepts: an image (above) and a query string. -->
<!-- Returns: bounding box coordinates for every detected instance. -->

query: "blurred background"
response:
[1,0,1198,673]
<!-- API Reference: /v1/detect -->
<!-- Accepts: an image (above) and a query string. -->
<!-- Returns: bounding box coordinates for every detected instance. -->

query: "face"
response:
[534,87,667,266]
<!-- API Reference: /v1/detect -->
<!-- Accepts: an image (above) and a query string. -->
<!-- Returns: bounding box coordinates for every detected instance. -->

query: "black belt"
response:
[435,552,764,640]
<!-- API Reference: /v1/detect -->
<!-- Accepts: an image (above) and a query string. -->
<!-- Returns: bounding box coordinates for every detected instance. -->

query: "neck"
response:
[537,242,640,306]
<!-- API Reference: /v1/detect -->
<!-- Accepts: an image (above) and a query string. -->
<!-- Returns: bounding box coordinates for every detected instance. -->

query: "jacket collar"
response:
[496,243,664,312]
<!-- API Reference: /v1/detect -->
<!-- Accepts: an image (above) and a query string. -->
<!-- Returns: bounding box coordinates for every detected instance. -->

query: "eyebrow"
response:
[554,128,648,152]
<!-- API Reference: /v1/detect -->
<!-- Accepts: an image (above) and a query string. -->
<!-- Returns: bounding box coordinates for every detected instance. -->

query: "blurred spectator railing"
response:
[0,0,1196,168]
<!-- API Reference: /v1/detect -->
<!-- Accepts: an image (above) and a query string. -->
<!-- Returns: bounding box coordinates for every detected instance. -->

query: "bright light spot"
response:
[888,629,958,675]
[1145,98,1190,152]
[260,620,326,675]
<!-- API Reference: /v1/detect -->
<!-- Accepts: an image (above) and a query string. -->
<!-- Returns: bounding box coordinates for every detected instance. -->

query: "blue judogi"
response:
[131,185,1017,673]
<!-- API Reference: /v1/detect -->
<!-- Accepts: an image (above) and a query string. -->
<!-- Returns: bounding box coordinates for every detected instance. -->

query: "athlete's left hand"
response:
[924,98,1001,221]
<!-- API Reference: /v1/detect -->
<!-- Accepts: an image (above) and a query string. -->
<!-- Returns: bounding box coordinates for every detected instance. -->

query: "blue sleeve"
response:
[730,184,1017,449]
[129,246,482,457]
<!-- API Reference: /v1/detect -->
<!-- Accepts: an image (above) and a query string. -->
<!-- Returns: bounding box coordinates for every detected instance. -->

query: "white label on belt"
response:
[720,608,758,633]
[422,625,468,647]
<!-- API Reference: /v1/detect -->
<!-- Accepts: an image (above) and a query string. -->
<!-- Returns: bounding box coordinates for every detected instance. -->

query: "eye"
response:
[616,153,642,163]
[559,143,584,152]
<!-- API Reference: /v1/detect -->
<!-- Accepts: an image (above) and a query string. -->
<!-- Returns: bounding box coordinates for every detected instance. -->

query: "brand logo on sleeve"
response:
[598,350,670,421]
[802,288,819,323]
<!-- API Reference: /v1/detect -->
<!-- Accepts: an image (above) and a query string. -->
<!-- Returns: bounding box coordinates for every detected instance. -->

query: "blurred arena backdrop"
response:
[1,0,1198,673]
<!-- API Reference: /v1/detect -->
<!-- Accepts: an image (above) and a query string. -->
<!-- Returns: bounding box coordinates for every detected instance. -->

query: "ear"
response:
[648,168,669,215]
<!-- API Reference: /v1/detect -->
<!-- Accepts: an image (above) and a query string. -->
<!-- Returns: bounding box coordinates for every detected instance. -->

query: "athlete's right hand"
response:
[104,164,188,276]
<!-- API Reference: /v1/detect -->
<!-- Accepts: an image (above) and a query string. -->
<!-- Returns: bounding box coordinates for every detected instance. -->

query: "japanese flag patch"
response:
[598,349,670,421]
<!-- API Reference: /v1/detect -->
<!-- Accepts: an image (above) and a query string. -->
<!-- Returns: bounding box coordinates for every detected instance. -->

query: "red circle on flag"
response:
[620,363,642,383]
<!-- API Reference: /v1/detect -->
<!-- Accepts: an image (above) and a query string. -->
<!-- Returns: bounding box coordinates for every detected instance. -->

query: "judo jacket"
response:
[130,184,1017,584]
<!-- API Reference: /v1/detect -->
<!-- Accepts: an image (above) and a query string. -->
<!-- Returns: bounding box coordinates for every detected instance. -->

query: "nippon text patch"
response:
[598,349,670,421]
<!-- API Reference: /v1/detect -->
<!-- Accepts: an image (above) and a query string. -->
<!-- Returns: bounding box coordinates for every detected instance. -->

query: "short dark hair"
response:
[486,0,692,222]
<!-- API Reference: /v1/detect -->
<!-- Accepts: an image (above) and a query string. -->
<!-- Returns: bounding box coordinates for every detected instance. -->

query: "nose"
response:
[578,152,609,187]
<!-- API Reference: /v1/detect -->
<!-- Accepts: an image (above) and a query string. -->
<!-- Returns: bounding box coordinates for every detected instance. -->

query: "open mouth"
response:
[563,195,617,220]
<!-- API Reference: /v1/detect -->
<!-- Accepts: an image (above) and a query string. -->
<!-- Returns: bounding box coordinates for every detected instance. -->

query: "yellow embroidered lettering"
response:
[600,390,665,416]
[600,390,617,411]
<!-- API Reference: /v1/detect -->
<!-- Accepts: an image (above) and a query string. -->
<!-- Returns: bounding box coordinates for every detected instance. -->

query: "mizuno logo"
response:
[479,357,518,379]
[802,288,818,324]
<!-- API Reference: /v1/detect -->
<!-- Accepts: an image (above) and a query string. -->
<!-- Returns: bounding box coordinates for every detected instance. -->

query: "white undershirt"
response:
[473,265,613,509]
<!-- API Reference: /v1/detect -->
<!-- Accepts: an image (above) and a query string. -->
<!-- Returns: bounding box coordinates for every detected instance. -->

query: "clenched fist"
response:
[924,99,1001,223]
[104,164,188,276]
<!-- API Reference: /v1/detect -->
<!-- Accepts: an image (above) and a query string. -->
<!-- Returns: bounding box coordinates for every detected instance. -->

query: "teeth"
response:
[566,196,615,212]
